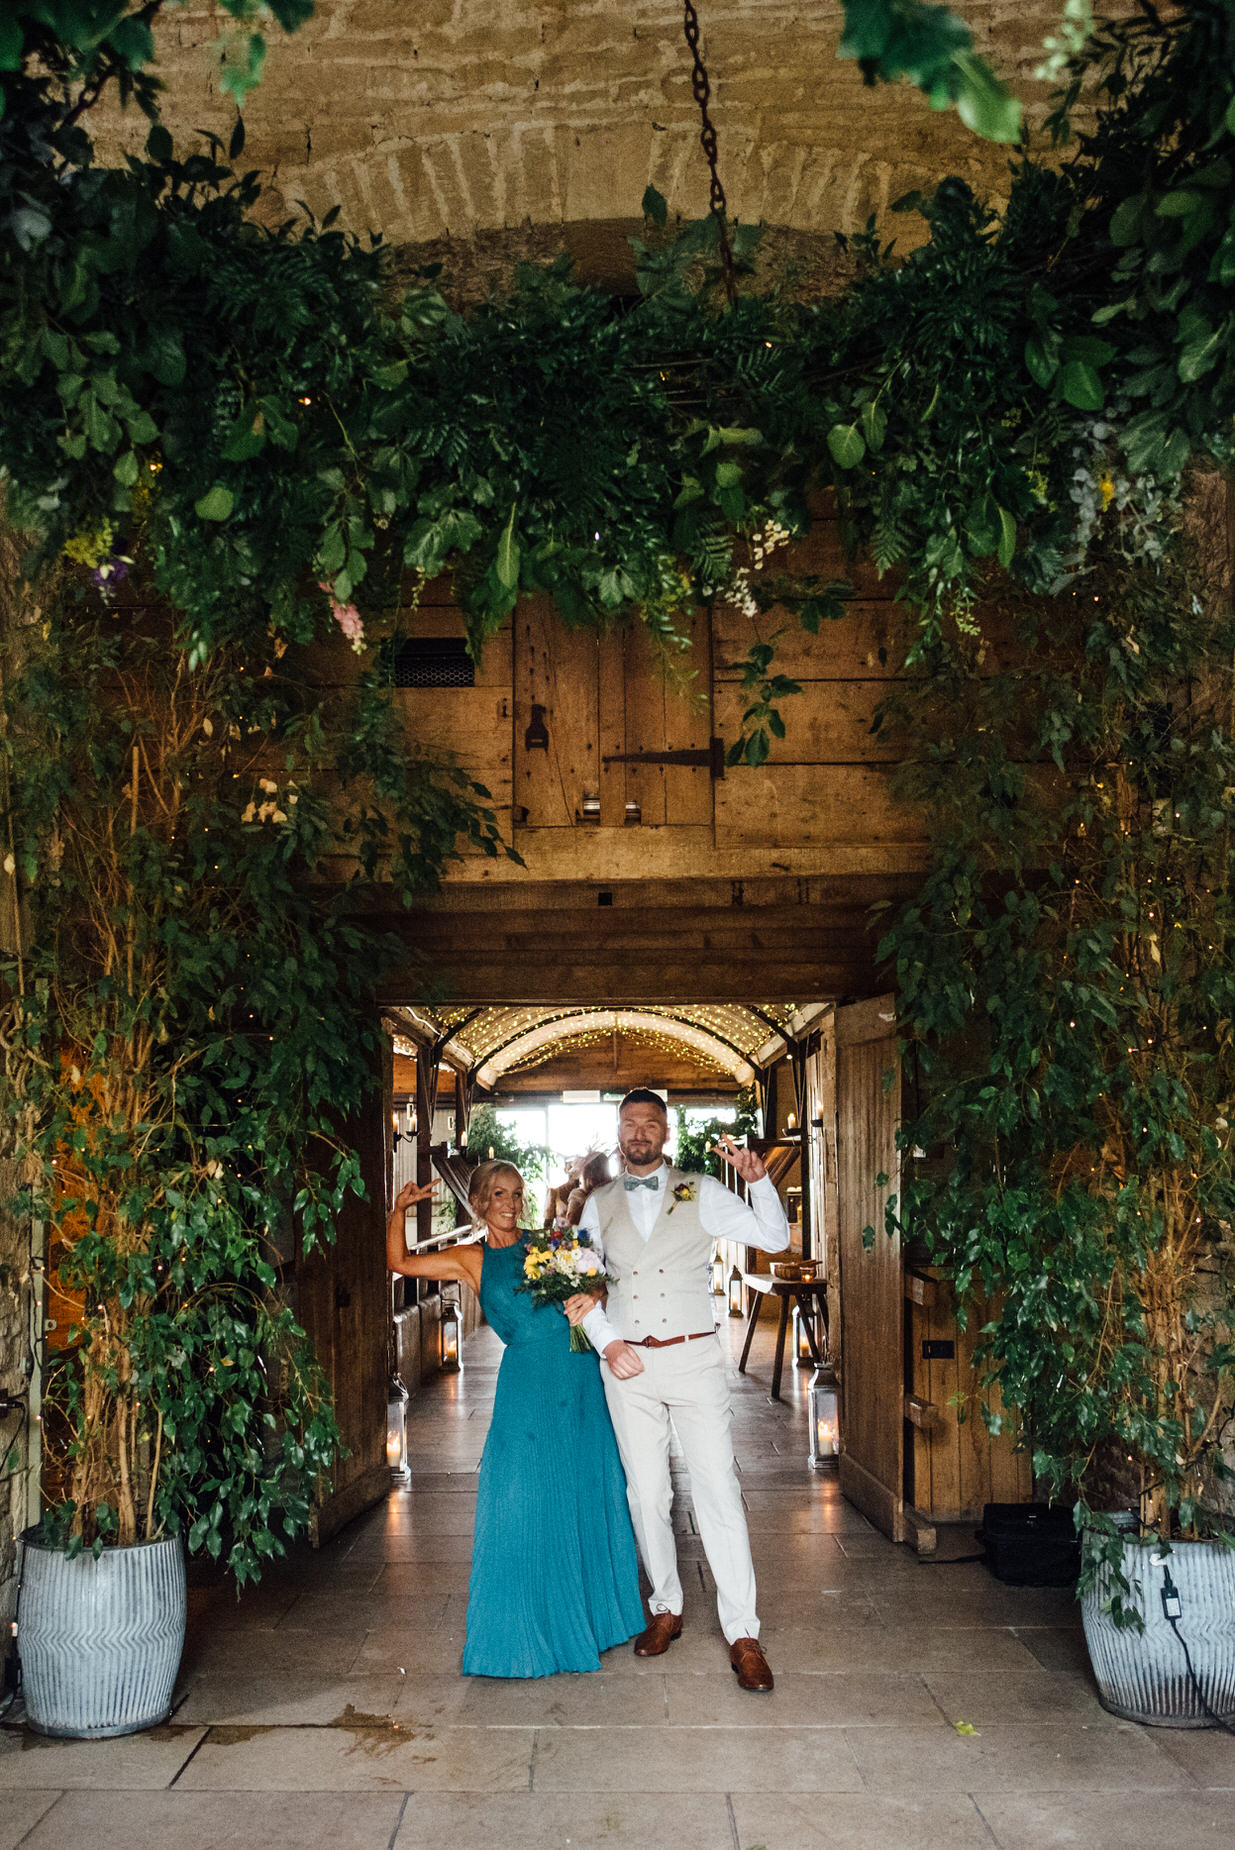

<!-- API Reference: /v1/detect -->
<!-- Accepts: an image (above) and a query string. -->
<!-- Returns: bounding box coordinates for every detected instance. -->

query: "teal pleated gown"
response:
[462,1238,644,1678]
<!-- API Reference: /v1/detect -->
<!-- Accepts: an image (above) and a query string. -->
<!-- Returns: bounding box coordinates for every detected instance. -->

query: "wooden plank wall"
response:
[394,579,514,847]
[834,995,905,1542]
[905,1269,1034,1522]
[713,521,924,854]
[514,597,713,830]
[294,1035,392,1542]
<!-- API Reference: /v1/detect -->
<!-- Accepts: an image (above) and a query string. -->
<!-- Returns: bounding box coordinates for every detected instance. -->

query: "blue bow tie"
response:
[623,1175,660,1192]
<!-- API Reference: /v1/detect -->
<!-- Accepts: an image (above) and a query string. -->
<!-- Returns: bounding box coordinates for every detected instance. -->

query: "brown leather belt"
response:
[631,1329,717,1349]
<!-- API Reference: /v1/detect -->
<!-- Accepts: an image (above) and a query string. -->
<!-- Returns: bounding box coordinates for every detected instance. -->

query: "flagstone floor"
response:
[3,1315,1234,1850]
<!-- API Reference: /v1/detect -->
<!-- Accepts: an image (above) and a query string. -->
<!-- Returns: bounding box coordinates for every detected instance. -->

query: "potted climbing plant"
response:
[880,511,1235,1726]
[0,546,501,1734]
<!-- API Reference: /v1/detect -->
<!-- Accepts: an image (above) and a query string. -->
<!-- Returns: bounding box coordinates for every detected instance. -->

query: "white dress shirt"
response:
[577,1163,790,1355]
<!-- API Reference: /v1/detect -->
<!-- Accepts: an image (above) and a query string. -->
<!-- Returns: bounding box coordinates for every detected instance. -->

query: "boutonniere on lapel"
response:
[666,1181,696,1215]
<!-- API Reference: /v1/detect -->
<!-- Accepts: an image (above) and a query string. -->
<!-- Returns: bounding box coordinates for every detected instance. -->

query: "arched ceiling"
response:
[391,1002,804,1092]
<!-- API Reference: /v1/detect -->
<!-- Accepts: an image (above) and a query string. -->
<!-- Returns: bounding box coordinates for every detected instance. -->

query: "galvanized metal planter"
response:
[1082,1537,1235,1727]
[18,1531,186,1738]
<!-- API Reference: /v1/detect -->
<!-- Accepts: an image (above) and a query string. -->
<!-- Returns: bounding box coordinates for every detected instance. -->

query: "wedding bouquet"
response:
[519,1224,609,1352]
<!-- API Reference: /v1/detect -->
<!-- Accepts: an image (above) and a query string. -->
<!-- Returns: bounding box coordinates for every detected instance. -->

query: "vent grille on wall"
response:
[392,638,475,688]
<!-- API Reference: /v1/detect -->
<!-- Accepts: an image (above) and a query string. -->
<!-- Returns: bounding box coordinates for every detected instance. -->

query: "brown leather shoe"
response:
[730,1636,774,1691]
[633,1611,683,1657]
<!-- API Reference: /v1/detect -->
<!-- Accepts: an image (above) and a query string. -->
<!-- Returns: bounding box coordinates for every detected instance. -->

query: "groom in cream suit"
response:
[576,1088,789,1691]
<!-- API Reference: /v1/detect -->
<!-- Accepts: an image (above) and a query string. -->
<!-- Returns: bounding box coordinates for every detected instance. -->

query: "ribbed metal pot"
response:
[18,1531,186,1738]
[1082,1537,1235,1727]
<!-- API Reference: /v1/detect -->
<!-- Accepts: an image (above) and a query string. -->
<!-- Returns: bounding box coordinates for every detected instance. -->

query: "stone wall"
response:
[94,0,1077,248]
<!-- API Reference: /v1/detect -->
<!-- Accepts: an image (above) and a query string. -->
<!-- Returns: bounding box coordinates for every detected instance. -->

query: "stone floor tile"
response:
[178,1721,535,1791]
[0,1726,204,1791]
[843,1721,1193,1793]
[350,1624,469,1676]
[178,1626,365,1681]
[390,1789,735,1850]
[666,1668,939,1727]
[730,1790,998,1850]
[533,1724,865,1792]
[756,1620,1043,1675]
[174,1671,408,1728]
[1013,1627,1098,1675]
[0,1788,59,1850]
[1152,1723,1235,1787]
[975,1788,1235,1848]
[924,1669,1113,1727]
[436,1669,668,1727]
[17,1790,405,1850]
[274,1589,456,1631]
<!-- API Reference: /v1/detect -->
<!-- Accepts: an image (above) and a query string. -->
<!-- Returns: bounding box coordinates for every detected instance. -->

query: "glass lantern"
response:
[440,1294,462,1372]
[727,1263,744,1318]
[792,1303,816,1366]
[807,1365,840,1469]
[386,1375,410,1485]
[711,1246,726,1296]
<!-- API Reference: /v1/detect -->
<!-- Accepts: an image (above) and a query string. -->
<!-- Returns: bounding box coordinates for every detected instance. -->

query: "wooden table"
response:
[737,1273,829,1403]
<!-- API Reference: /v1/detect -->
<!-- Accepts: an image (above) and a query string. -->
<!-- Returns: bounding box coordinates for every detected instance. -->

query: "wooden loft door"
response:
[834,995,905,1542]
[514,598,716,833]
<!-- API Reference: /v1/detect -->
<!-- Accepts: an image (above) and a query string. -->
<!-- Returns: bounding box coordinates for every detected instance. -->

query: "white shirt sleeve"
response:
[576,1200,624,1355]
[698,1172,790,1254]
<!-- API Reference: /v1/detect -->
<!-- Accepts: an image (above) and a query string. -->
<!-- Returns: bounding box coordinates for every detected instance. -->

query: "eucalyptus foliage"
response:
[878,535,1235,1566]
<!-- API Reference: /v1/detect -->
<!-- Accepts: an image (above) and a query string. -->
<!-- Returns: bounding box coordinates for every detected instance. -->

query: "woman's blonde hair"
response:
[468,1159,525,1222]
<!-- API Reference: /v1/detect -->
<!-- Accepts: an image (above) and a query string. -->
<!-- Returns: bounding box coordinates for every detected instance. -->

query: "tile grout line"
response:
[166,1724,212,1788]
[724,1791,741,1850]
[968,1791,1007,1847]
[12,1791,64,1849]
[528,1724,539,1791]
[385,1791,411,1850]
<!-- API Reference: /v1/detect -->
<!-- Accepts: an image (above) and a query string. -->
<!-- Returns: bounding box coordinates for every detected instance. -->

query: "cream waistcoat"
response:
[594,1170,715,1343]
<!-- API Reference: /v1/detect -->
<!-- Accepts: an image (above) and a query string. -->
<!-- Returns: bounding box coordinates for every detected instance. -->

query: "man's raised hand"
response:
[713,1132,768,1185]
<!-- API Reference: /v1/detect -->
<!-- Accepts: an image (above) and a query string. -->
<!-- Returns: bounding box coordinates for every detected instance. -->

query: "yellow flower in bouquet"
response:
[518,1226,609,1352]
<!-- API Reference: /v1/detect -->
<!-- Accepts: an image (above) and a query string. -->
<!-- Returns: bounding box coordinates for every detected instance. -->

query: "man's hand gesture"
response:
[713,1132,768,1186]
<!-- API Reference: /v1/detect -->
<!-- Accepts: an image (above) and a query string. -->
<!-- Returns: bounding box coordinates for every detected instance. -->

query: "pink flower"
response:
[318,581,366,652]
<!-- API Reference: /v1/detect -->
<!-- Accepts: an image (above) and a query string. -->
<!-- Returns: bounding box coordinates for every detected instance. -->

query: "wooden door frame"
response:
[834,995,905,1542]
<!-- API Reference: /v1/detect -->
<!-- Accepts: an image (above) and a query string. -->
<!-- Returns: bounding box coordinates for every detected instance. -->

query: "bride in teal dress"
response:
[387,1160,644,1677]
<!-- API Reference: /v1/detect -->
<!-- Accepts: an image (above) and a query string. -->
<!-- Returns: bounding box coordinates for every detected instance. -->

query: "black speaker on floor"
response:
[976,1502,1080,1587]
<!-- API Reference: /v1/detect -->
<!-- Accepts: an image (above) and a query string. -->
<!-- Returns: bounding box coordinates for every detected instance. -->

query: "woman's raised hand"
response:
[393,1179,440,1212]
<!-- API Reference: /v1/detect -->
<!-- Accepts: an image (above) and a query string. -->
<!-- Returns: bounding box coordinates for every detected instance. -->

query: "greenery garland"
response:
[876,530,1235,1566]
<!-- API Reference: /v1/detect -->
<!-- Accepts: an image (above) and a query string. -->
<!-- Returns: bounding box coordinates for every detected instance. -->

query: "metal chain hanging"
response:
[681,0,738,305]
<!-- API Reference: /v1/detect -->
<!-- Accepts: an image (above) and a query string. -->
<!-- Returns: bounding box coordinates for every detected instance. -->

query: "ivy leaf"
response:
[1025,332,1060,388]
[641,184,668,226]
[951,51,1022,144]
[113,450,140,488]
[996,505,1017,570]
[1058,360,1104,410]
[827,423,866,469]
[860,401,887,451]
[495,507,520,592]
[195,487,235,522]
[1108,194,1145,247]
[1178,320,1226,383]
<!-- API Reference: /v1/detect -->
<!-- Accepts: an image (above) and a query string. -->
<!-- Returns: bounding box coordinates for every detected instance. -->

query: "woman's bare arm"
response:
[386,1181,483,1294]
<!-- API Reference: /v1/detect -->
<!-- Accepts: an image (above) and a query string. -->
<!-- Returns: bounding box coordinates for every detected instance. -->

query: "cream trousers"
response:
[601,1336,759,1644]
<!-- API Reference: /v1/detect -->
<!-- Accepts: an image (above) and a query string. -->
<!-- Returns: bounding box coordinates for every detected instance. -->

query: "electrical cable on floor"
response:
[1160,1565,1235,1737]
